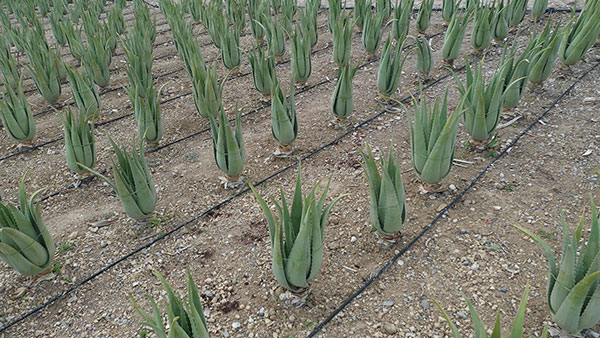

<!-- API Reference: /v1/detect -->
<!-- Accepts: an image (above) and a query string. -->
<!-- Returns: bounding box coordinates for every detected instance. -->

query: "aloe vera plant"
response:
[49,5,67,46]
[248,47,276,97]
[513,201,600,333]
[191,62,224,119]
[332,11,353,67]
[66,67,100,120]
[328,0,342,33]
[0,35,20,90]
[64,23,85,61]
[532,0,548,21]
[392,0,414,42]
[248,0,268,43]
[442,10,472,65]
[362,11,384,58]
[377,37,407,98]
[131,270,209,338]
[133,0,157,43]
[300,5,319,49]
[360,143,407,236]
[83,137,157,220]
[220,26,241,73]
[291,25,312,85]
[263,15,287,62]
[408,91,463,186]
[81,29,113,88]
[249,166,343,292]
[271,78,297,155]
[435,284,547,338]
[60,107,96,174]
[416,0,434,34]
[354,0,369,31]
[442,0,459,24]
[501,39,535,109]
[413,36,433,78]
[456,59,507,145]
[108,5,125,37]
[0,175,55,276]
[376,0,392,22]
[209,108,245,183]
[528,19,561,84]
[122,29,153,99]
[227,0,246,33]
[332,63,359,122]
[471,3,493,52]
[558,1,600,66]
[0,77,35,143]
[22,32,63,104]
[491,0,509,42]
[207,7,226,49]
[129,84,166,147]
[507,0,527,27]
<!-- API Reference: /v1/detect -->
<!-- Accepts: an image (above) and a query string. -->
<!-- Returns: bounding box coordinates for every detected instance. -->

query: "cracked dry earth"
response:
[1,2,600,338]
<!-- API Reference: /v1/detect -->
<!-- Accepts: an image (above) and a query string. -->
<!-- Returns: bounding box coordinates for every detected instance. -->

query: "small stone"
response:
[350,236,357,243]
[457,311,468,320]
[493,206,502,210]
[421,300,431,310]
[397,259,404,266]
[500,287,508,293]
[471,262,480,271]
[460,229,470,234]
[258,307,265,317]
[383,323,398,334]
[449,184,456,191]
[584,97,599,104]
[328,242,339,250]
[382,300,395,307]
[68,232,79,240]
[232,322,241,329]
[222,331,230,338]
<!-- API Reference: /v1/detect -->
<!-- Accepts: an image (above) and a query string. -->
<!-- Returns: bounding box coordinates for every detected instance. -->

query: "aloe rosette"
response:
[22,31,62,104]
[471,3,493,52]
[507,0,527,27]
[513,201,600,334]
[291,25,312,85]
[456,59,507,144]
[300,4,319,49]
[435,284,546,338]
[416,0,434,34]
[532,0,548,21]
[84,137,157,220]
[414,36,433,78]
[271,78,298,154]
[501,39,535,109]
[408,91,463,185]
[362,11,384,58]
[220,26,241,73]
[354,0,369,30]
[82,29,113,88]
[528,19,562,84]
[332,12,353,67]
[491,0,509,42]
[121,29,153,99]
[49,6,67,46]
[249,167,343,293]
[129,84,166,147]
[108,5,126,36]
[192,62,225,119]
[442,0,459,24]
[331,64,359,122]
[392,0,414,42]
[60,107,96,174]
[0,175,55,276]
[248,47,276,97]
[376,0,392,22]
[0,35,20,90]
[377,37,407,98]
[227,0,246,33]
[558,1,600,66]
[264,15,287,61]
[209,108,245,182]
[360,143,407,236]
[0,77,35,143]
[442,10,472,64]
[64,23,85,61]
[66,67,100,120]
[248,0,268,43]
[132,270,209,338]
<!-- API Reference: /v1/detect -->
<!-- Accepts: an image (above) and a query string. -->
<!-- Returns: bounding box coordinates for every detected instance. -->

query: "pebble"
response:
[421,300,431,310]
[382,300,395,307]
[471,262,480,271]
[258,307,266,317]
[350,236,357,243]
[383,323,398,334]
[493,206,502,210]
[232,322,241,329]
[449,184,456,191]
[222,331,230,338]
[457,311,468,320]
[460,229,470,234]
[397,259,404,266]
[500,287,508,293]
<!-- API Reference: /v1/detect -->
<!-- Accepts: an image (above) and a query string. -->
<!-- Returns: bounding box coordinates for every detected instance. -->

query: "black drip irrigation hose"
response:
[305,60,600,338]
[0,27,507,332]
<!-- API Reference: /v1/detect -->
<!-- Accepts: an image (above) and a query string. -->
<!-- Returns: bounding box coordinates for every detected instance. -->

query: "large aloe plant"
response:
[66,67,100,120]
[392,0,414,42]
[0,174,55,276]
[377,37,407,98]
[0,77,36,143]
[558,1,600,66]
[60,107,96,174]
[249,166,343,293]
[514,201,600,334]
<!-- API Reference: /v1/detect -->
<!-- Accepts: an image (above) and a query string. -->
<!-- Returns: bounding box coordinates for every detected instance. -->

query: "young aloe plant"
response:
[66,67,100,120]
[362,11,385,59]
[192,62,225,119]
[376,0,392,22]
[507,0,527,27]
[392,0,414,42]
[60,107,96,174]
[264,14,287,62]
[471,3,493,52]
[558,1,600,66]
[354,0,369,31]
[501,39,535,109]
[129,84,166,147]
[0,35,20,91]
[248,0,268,43]
[207,7,226,49]
[249,166,343,293]
[227,0,246,33]
[513,201,600,334]
[220,26,241,74]
[108,5,125,37]
[532,0,548,21]
[332,64,359,123]
[82,30,113,88]
[442,10,472,65]
[22,31,62,104]
[435,284,547,338]
[377,37,407,98]
[0,174,55,276]
[413,35,433,78]
[328,0,342,33]
[131,270,209,338]
[332,11,353,67]
[209,108,245,184]
[442,0,459,24]
[456,59,507,146]
[64,23,85,61]
[83,137,157,220]
[408,91,463,186]
[300,5,318,49]
[528,19,562,84]
[49,6,67,46]
[0,77,35,143]
[291,25,312,85]
[248,47,276,97]
[360,143,407,237]
[416,0,434,34]
[271,78,298,155]
[491,0,509,42]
